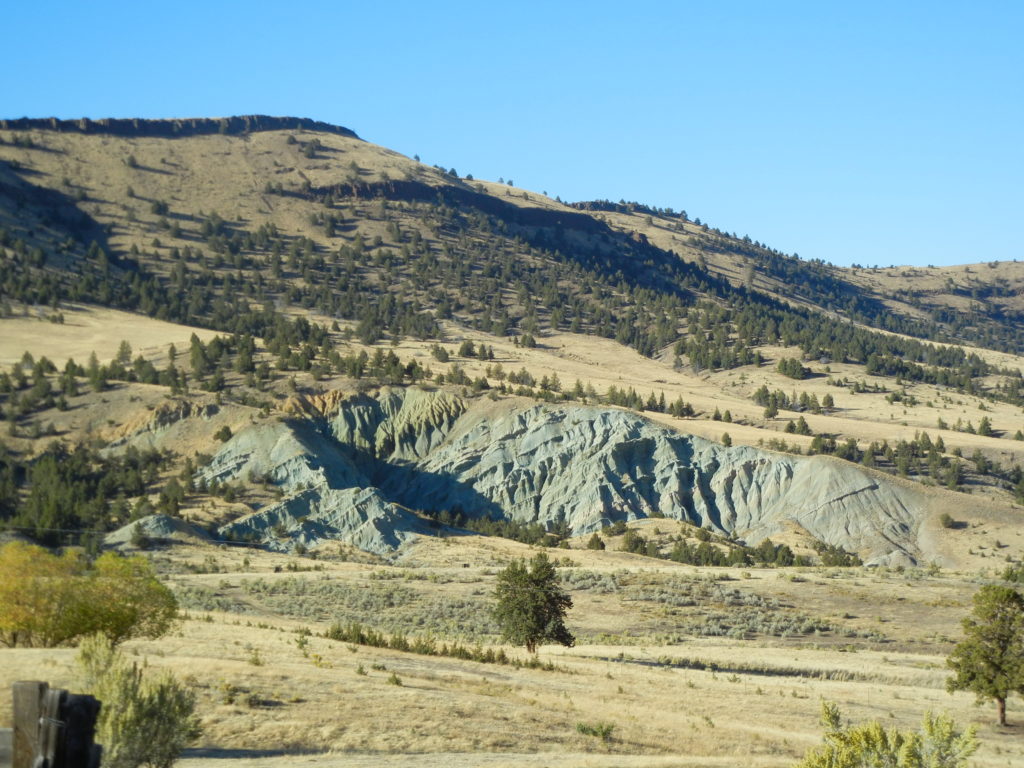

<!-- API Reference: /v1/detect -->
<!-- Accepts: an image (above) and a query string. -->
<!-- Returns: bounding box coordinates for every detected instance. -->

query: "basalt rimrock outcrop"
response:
[0,115,359,140]
[203,387,928,563]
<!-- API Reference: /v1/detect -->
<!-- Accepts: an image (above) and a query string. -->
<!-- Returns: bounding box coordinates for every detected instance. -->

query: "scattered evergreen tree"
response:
[492,552,574,654]
[777,357,808,379]
[946,584,1024,726]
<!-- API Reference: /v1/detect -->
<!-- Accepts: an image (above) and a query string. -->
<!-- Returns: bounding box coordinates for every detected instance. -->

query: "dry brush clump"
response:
[322,620,556,670]
[604,652,876,683]
[576,721,616,742]
[560,568,621,593]
[172,584,251,614]
[567,570,880,641]
[366,567,484,584]
[239,576,499,639]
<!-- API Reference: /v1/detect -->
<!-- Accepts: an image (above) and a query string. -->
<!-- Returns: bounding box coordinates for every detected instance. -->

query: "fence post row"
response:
[11,682,101,768]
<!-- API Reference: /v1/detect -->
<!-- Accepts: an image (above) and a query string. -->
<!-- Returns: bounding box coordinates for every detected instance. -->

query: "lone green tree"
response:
[492,552,574,653]
[946,584,1024,726]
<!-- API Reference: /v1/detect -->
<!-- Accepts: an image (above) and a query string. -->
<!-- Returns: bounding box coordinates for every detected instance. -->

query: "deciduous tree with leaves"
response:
[0,542,177,647]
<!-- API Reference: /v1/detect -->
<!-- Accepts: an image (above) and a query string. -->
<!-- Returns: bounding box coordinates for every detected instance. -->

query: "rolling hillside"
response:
[1,116,1023,568]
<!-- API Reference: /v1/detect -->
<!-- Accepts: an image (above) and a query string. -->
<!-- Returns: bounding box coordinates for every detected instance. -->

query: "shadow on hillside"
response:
[376,462,507,523]
[0,162,112,253]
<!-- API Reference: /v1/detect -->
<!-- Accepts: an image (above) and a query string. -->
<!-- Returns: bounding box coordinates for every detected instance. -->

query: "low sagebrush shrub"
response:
[78,634,200,768]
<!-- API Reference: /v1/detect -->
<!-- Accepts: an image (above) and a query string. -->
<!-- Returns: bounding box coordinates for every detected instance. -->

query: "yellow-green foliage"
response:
[0,541,177,647]
[794,702,976,768]
[78,634,200,768]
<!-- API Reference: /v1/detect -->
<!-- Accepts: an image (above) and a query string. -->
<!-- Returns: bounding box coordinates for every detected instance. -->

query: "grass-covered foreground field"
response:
[3,529,1022,768]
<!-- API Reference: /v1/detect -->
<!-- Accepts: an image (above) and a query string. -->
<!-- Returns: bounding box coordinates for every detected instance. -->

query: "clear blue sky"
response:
[4,1,1021,267]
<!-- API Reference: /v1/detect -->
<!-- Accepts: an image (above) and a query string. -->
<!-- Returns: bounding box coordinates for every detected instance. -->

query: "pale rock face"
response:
[222,486,432,554]
[200,419,370,491]
[105,513,210,546]
[326,387,465,461]
[202,388,927,563]
[388,404,922,564]
[200,390,455,555]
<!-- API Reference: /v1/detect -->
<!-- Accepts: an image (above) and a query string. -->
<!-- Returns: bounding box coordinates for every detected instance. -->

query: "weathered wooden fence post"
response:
[11,681,44,768]
[11,682,101,768]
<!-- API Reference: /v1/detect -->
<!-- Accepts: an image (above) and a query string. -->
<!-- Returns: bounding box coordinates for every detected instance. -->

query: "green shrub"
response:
[1002,563,1024,583]
[323,620,537,669]
[794,702,975,767]
[576,721,615,742]
[130,523,152,550]
[608,520,627,536]
[78,634,200,768]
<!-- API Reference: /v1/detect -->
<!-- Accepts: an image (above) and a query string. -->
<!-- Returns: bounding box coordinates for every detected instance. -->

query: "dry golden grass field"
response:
[3,530,1024,767]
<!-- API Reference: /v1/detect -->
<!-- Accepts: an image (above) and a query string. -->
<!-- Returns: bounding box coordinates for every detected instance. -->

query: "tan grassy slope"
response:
[2,117,1021,363]
[594,203,1024,329]
[0,304,218,368]
[2,120,1021,336]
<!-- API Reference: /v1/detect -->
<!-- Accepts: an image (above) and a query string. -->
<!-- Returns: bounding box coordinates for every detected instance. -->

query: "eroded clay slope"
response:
[201,387,928,563]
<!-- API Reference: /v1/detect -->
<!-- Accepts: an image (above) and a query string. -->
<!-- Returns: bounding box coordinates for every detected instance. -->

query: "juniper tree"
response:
[492,552,574,654]
[946,584,1024,726]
